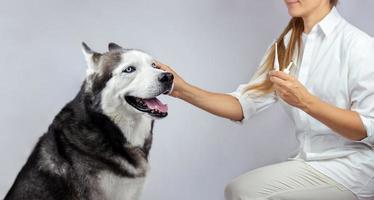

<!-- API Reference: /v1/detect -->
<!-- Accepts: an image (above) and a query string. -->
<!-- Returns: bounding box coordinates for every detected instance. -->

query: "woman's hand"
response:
[154,61,188,99]
[268,70,314,111]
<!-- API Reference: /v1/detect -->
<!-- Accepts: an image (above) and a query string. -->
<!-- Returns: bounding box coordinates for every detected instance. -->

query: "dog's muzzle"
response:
[125,72,174,118]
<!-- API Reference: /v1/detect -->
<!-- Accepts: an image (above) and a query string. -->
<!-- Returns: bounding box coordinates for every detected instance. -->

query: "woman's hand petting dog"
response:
[268,70,315,112]
[154,61,187,99]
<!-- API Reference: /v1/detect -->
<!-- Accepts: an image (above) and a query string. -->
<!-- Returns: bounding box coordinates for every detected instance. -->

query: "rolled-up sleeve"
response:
[227,43,279,124]
[227,79,278,124]
[348,37,374,146]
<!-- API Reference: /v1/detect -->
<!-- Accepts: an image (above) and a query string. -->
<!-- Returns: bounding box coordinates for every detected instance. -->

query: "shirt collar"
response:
[316,7,342,37]
[282,7,342,45]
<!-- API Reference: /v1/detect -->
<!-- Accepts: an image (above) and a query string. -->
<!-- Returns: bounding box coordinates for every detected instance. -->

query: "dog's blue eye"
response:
[122,66,136,73]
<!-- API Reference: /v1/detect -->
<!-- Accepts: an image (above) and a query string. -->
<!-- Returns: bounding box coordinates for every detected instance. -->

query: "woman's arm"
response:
[155,62,244,121]
[269,70,367,141]
[303,95,366,141]
[179,83,244,121]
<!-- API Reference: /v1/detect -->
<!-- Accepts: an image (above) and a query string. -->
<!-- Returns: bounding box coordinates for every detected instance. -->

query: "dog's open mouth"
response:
[125,96,168,118]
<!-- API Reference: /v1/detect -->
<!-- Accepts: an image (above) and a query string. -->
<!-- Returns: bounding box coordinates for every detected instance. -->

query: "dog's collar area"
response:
[125,96,168,118]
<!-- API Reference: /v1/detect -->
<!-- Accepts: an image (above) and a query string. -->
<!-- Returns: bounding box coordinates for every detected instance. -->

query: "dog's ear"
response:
[108,42,123,52]
[81,42,102,73]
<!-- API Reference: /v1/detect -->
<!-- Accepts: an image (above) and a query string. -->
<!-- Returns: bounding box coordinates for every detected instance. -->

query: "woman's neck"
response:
[302,5,332,33]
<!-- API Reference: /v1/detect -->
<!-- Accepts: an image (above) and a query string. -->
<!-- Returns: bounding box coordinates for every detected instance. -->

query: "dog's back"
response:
[5,134,74,200]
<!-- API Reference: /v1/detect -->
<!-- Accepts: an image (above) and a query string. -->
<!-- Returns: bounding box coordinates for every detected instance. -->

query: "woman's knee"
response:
[224,178,260,200]
[224,162,294,200]
[224,167,276,200]
[224,180,243,200]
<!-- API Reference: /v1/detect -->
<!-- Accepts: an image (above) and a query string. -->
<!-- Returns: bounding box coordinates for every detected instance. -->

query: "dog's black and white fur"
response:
[4,43,173,200]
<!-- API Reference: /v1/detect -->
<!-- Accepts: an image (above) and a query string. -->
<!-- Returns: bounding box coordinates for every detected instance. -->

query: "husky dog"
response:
[4,43,173,200]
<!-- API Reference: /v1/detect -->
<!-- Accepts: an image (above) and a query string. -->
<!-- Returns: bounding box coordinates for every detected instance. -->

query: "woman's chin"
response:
[287,9,305,17]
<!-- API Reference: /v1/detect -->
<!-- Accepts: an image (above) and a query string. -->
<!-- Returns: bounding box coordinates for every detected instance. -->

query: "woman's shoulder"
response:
[339,19,373,53]
[338,19,374,72]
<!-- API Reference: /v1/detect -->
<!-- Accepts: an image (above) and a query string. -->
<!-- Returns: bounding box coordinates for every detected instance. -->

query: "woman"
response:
[156,0,374,199]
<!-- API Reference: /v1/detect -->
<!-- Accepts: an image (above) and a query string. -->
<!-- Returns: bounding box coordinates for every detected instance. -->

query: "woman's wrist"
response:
[302,94,322,115]
[177,81,194,101]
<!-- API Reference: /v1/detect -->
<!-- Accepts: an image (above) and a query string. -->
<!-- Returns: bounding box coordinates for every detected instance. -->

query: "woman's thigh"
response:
[224,160,357,200]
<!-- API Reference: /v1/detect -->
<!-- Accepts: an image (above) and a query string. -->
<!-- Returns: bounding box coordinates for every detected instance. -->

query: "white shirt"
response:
[229,8,374,200]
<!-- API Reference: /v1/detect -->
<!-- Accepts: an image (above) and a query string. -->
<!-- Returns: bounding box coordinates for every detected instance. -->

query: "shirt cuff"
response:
[358,114,374,146]
[226,92,256,124]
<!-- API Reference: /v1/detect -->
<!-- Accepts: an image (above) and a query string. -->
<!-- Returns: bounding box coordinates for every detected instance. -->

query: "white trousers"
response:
[224,160,358,200]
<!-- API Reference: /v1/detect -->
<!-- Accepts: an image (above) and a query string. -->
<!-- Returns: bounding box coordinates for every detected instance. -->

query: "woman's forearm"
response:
[303,95,367,141]
[154,61,244,121]
[178,83,244,121]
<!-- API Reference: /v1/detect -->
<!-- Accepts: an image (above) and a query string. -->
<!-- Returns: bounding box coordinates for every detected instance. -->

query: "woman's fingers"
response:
[269,70,293,81]
[269,75,289,88]
[155,61,175,73]
[154,60,180,82]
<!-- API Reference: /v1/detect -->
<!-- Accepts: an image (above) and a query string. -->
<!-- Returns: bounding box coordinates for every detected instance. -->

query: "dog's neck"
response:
[109,110,153,147]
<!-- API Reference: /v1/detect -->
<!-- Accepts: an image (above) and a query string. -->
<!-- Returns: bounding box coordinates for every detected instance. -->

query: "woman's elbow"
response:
[229,112,244,122]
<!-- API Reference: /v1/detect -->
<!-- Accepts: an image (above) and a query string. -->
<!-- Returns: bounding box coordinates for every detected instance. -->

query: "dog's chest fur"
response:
[94,112,152,200]
[97,172,146,200]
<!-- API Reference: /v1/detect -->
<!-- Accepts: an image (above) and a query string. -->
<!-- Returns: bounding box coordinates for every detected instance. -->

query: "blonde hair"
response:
[245,0,339,96]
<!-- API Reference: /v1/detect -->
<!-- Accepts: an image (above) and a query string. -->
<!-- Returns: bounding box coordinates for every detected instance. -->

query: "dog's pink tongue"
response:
[144,98,168,113]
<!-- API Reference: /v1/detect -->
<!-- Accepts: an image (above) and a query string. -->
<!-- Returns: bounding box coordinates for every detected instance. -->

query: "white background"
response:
[1,0,373,199]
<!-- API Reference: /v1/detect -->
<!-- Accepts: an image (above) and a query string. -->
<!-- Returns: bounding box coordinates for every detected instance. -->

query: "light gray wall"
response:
[1,0,373,199]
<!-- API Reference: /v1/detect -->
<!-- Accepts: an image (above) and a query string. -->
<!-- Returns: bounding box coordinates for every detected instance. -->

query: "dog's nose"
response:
[158,72,174,83]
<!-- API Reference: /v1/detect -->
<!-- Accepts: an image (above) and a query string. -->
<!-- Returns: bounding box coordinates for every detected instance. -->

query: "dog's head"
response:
[82,42,173,120]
